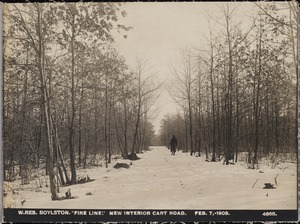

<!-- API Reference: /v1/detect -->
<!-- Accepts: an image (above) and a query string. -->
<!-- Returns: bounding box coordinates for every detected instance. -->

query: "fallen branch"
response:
[274,174,279,186]
[252,179,258,188]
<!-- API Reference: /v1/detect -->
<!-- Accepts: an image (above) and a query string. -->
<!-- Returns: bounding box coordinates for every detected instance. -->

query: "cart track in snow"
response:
[6,146,297,209]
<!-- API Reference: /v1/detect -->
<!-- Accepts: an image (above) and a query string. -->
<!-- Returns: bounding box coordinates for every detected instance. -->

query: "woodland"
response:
[3,2,297,202]
[160,2,297,165]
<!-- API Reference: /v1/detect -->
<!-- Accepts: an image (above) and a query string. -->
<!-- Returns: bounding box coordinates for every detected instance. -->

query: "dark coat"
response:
[170,136,177,152]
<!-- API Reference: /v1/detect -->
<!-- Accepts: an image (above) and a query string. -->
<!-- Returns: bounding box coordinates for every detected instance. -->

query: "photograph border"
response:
[1,1,299,222]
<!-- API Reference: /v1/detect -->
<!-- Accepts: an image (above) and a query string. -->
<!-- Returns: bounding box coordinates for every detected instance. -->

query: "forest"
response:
[3,2,297,203]
[3,3,159,200]
[160,2,297,166]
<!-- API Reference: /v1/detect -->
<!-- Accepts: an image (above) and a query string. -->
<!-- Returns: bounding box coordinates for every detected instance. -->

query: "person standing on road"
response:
[170,135,177,155]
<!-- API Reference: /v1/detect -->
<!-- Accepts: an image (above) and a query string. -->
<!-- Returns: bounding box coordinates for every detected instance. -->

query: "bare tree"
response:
[170,49,198,155]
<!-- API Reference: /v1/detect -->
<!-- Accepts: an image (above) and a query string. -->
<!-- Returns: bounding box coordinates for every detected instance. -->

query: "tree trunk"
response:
[36,4,59,200]
[78,72,84,166]
[253,27,263,169]
[131,70,142,155]
[105,75,108,168]
[209,52,216,162]
[69,10,77,184]
[113,102,125,156]
[124,96,128,157]
[51,113,71,184]
[224,5,234,165]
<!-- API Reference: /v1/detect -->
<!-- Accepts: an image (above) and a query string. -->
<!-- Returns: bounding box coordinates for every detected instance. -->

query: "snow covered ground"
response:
[4,147,297,209]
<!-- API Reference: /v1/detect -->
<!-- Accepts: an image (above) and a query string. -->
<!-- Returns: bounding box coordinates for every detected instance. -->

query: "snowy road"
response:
[6,147,297,209]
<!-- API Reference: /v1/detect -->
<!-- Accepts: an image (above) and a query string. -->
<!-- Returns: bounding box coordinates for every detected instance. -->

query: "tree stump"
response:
[65,189,71,199]
[263,183,275,189]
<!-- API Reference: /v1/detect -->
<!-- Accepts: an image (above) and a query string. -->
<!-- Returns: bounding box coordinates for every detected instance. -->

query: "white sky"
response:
[112,2,262,134]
